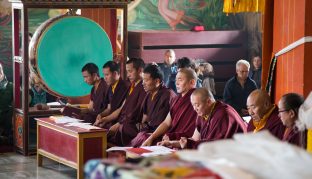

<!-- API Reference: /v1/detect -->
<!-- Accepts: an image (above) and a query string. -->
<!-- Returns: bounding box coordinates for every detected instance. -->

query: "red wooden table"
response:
[36,117,107,179]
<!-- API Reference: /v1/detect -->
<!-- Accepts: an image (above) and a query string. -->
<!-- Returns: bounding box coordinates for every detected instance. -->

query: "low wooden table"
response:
[36,117,107,179]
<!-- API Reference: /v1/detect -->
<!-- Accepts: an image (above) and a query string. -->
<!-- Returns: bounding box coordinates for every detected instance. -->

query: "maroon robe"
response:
[283,127,307,148]
[103,79,130,128]
[81,78,108,123]
[186,101,246,149]
[130,85,176,147]
[109,80,147,146]
[128,88,197,146]
[247,107,286,139]
[166,88,198,140]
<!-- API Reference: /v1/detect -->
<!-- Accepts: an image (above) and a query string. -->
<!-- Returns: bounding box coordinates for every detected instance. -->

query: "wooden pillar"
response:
[272,0,312,102]
[262,0,274,91]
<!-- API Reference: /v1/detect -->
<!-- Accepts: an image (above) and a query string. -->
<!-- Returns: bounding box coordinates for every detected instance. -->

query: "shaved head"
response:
[248,90,271,106]
[247,90,272,121]
[191,88,215,103]
[178,68,197,82]
[191,88,215,117]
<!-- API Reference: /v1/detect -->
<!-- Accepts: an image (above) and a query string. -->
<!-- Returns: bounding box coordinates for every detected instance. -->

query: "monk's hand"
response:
[162,134,170,142]
[179,137,187,149]
[157,140,171,147]
[94,115,101,126]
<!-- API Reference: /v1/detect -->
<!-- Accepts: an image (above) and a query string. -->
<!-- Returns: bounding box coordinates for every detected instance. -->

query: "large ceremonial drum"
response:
[29,15,112,98]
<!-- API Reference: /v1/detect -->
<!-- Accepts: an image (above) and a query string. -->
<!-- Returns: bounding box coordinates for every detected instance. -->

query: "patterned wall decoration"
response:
[128,0,262,60]
[15,114,23,149]
[128,0,230,31]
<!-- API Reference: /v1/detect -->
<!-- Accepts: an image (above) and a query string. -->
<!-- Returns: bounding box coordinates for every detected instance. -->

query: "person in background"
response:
[223,59,257,116]
[249,55,262,89]
[29,74,56,107]
[200,62,216,96]
[0,62,13,144]
[278,93,307,148]
[158,49,178,92]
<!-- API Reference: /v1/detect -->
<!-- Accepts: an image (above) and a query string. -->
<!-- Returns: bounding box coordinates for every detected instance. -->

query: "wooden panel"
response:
[38,125,77,163]
[129,48,246,63]
[272,0,311,102]
[129,30,246,47]
[304,0,312,96]
[262,0,274,90]
[215,82,227,99]
[128,30,246,99]
[83,137,104,163]
[128,30,247,63]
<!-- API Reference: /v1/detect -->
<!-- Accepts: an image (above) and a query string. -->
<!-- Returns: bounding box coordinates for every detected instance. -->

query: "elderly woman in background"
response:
[199,62,216,96]
[278,93,307,148]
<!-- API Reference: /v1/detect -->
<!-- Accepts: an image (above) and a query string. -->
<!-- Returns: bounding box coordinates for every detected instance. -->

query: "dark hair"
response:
[81,63,99,76]
[177,57,192,69]
[281,93,304,116]
[103,61,120,74]
[126,58,145,70]
[143,64,164,82]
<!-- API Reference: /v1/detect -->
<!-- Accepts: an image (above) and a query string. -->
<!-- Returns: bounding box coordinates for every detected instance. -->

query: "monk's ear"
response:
[206,98,211,105]
[139,67,144,74]
[289,109,296,118]
[155,78,161,85]
[112,71,117,76]
[189,79,196,86]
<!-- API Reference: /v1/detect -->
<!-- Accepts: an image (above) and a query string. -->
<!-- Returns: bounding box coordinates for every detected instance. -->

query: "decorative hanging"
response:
[223,0,265,14]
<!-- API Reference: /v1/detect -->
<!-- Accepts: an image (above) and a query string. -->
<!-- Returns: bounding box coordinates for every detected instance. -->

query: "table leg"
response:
[37,153,43,166]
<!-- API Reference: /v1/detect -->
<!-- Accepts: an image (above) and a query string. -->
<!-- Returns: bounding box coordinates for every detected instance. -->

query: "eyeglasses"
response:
[278,109,290,113]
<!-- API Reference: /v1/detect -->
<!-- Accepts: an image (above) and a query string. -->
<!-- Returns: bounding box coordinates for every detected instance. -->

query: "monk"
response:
[79,63,108,124]
[278,93,307,148]
[130,64,176,147]
[158,88,246,149]
[141,68,198,146]
[107,58,147,146]
[246,89,285,139]
[93,61,130,128]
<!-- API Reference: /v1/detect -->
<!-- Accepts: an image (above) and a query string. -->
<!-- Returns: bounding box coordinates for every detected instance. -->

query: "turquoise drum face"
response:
[36,16,112,97]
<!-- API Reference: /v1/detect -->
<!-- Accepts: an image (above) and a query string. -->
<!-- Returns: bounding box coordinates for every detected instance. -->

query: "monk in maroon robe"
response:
[80,63,108,124]
[278,93,307,148]
[141,68,198,146]
[130,64,176,147]
[159,88,246,149]
[107,58,147,146]
[94,61,130,128]
[246,90,285,139]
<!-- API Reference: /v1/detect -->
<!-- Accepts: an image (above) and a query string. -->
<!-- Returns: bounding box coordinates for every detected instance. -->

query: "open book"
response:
[107,146,175,158]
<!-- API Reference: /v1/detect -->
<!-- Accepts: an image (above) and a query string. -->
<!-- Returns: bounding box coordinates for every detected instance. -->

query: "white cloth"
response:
[177,131,312,179]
